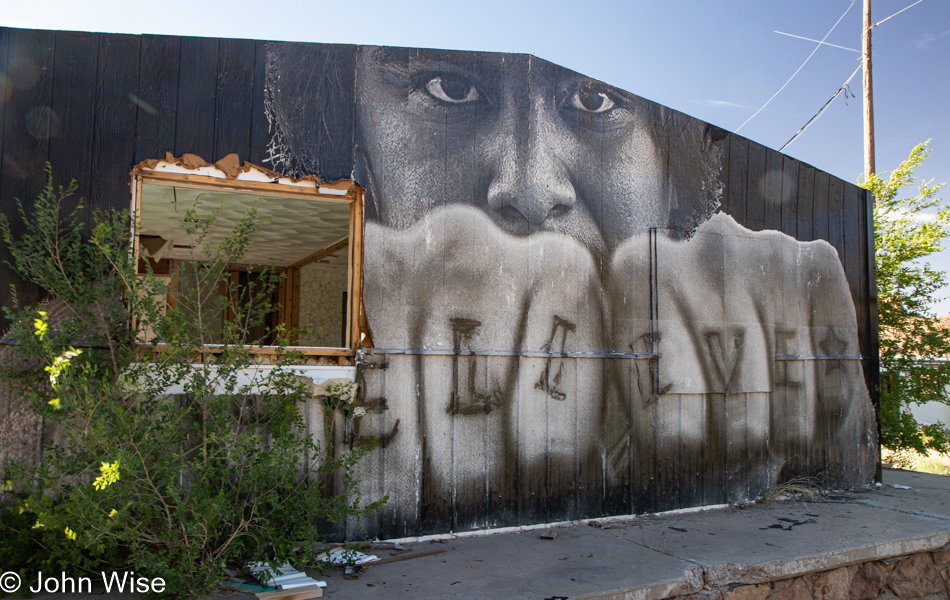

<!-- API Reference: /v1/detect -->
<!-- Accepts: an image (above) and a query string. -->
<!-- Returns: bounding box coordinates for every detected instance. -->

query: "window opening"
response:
[130,154,365,363]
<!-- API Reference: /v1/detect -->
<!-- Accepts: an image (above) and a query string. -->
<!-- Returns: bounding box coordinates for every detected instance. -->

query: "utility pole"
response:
[863,0,875,179]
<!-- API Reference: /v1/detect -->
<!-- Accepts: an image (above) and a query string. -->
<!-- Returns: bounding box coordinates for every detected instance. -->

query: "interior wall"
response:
[298,262,348,348]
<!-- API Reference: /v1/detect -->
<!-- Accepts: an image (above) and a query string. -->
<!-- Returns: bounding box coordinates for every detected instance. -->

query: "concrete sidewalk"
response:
[275,468,950,600]
[20,469,949,600]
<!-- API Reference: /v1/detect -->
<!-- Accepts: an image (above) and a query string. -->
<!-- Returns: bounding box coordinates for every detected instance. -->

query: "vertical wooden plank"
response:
[350,194,363,349]
[781,359,811,481]
[0,30,8,186]
[843,183,868,484]
[90,33,140,215]
[486,353,519,529]
[248,40,271,165]
[717,134,733,216]
[346,200,355,348]
[680,394,706,508]
[814,352,843,488]
[630,359,657,514]
[703,392,726,505]
[1,29,55,185]
[796,164,816,242]
[807,357,827,484]
[654,394,682,512]
[451,354,490,531]
[726,135,749,226]
[135,35,181,163]
[844,184,867,356]
[419,354,454,535]
[602,359,630,519]
[864,188,881,479]
[213,38,256,162]
[781,157,800,238]
[777,157,805,483]
[744,141,767,232]
[813,170,830,244]
[175,36,218,159]
[824,175,847,483]
[47,31,98,214]
[579,357,605,519]
[0,29,56,314]
[368,353,422,539]
[270,42,359,180]
[843,184,864,310]
[827,176,846,265]
[745,392,770,497]
[763,150,783,232]
[633,227,660,514]
[811,169,839,482]
[860,187,875,393]
[450,177,494,530]
[544,356,581,523]
[315,44,357,181]
[517,356,547,526]
[724,393,749,502]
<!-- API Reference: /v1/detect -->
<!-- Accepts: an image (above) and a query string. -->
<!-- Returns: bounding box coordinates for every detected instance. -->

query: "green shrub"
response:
[0,169,383,597]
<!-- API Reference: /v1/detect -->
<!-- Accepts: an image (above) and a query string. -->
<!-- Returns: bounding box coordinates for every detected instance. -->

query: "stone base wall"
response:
[666,547,950,600]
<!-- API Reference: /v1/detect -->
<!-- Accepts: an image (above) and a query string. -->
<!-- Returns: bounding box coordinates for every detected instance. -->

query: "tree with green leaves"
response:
[861,141,950,456]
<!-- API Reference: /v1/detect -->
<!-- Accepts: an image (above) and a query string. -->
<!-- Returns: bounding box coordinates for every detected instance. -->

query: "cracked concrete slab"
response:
[849,468,950,521]
[34,469,943,600]
[312,524,694,600]
[313,470,950,600]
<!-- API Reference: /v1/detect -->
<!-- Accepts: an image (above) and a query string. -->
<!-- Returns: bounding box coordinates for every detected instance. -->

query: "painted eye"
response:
[425,75,480,104]
[570,86,616,113]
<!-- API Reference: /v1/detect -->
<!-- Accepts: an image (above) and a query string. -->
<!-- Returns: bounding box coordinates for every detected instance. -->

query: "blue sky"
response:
[2,0,949,311]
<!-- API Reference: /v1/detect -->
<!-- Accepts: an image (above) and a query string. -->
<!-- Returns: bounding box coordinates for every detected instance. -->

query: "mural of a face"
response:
[263,41,877,537]
[353,48,668,254]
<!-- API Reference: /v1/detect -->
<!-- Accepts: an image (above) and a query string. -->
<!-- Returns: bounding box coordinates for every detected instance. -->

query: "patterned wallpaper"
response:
[298,262,348,347]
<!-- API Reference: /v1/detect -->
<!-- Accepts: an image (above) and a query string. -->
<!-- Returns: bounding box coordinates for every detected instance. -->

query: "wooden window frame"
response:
[130,159,365,360]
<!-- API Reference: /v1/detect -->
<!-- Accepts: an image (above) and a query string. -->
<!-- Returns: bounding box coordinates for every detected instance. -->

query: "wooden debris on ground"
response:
[369,548,448,566]
[253,584,323,600]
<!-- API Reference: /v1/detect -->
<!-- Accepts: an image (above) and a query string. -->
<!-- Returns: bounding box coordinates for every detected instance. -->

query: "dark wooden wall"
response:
[0,28,273,317]
[0,29,879,531]
[719,134,879,417]
[0,27,879,403]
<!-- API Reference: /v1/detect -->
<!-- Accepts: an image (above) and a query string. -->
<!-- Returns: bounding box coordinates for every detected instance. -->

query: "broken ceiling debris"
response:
[246,562,326,590]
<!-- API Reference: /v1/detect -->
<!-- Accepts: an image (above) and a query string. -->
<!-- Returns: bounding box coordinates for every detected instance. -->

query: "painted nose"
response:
[486,110,577,227]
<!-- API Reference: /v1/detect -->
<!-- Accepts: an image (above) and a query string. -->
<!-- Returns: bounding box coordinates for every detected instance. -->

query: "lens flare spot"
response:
[25,106,61,140]
[7,57,40,90]
[128,93,158,115]
[757,169,798,206]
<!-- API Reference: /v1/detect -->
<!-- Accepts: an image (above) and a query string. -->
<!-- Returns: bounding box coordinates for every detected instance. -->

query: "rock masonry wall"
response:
[666,546,950,600]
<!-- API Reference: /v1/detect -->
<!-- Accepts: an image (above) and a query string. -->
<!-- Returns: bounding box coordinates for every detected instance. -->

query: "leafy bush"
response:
[0,169,383,597]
